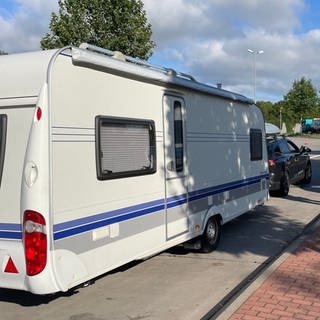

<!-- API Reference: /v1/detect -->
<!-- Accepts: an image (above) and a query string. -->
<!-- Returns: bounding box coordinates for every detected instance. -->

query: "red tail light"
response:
[23,210,47,276]
[268,159,276,167]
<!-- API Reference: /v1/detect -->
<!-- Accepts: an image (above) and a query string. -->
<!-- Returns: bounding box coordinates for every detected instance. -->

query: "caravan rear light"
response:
[23,210,47,276]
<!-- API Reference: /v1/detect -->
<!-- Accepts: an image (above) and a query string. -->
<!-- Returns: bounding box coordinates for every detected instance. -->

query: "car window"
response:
[287,140,299,153]
[274,144,281,154]
[279,139,290,154]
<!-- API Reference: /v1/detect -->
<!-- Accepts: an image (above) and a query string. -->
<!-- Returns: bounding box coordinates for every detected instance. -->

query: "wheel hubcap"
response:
[207,221,216,240]
[307,166,311,178]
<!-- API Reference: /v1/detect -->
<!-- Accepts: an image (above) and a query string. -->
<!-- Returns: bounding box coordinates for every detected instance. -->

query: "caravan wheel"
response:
[200,216,221,253]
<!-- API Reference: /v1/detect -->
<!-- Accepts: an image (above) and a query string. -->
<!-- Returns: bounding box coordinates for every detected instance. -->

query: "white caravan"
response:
[0,44,269,294]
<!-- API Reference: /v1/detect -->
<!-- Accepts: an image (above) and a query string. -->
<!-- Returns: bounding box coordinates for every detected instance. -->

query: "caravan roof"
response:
[0,49,57,104]
[0,44,253,106]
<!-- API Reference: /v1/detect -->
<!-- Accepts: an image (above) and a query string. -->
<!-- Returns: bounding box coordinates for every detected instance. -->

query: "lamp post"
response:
[247,49,264,103]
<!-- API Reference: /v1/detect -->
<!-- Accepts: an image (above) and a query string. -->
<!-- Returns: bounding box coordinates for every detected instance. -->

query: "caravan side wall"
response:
[50,54,167,290]
[48,52,268,292]
[186,94,268,225]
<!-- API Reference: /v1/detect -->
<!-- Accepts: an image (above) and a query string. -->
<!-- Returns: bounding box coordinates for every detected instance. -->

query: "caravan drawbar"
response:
[0,44,269,294]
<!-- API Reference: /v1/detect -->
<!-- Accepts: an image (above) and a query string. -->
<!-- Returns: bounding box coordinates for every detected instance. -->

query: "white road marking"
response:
[310,154,320,159]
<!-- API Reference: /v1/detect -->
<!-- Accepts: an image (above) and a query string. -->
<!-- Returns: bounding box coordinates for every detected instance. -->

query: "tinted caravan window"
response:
[0,115,7,187]
[250,128,262,161]
[174,101,184,172]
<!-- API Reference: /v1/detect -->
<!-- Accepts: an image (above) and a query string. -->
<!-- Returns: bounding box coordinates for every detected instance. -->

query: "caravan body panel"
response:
[0,46,268,294]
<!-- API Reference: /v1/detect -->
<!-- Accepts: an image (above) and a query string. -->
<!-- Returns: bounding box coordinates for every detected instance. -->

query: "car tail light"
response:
[268,159,276,167]
[23,210,47,276]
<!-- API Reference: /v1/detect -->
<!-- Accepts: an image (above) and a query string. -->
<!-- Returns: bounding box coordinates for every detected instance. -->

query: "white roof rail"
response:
[79,43,196,82]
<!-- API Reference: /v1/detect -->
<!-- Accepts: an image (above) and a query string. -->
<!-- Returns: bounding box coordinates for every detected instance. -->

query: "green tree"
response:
[257,101,280,126]
[257,101,275,122]
[0,50,8,55]
[283,77,320,122]
[40,0,155,59]
[274,100,296,133]
[257,100,297,133]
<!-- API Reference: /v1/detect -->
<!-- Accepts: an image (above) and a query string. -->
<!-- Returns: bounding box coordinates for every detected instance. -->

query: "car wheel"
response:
[200,216,221,253]
[302,162,312,184]
[279,170,290,197]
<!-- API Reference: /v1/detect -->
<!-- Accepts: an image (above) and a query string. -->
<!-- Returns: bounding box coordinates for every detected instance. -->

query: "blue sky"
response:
[300,0,320,31]
[1,0,320,103]
[0,0,16,13]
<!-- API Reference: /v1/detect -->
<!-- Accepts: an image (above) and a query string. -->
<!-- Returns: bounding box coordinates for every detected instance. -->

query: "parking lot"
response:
[1,137,320,320]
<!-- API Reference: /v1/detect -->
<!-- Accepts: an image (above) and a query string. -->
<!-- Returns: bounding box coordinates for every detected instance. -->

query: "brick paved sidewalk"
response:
[229,226,320,320]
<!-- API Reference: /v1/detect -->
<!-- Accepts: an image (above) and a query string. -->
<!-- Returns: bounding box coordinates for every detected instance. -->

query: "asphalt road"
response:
[1,138,320,320]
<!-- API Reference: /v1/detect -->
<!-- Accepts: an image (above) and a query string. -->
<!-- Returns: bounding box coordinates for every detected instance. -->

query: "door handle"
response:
[167,160,175,171]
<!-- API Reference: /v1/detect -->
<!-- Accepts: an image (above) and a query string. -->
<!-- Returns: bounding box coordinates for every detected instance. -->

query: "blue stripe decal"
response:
[0,174,268,241]
[0,231,22,240]
[0,223,22,231]
[53,173,268,241]
[53,198,165,232]
[0,223,22,240]
[188,175,267,202]
[54,203,166,240]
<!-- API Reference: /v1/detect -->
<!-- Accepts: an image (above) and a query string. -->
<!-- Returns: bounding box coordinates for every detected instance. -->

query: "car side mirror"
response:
[300,145,311,153]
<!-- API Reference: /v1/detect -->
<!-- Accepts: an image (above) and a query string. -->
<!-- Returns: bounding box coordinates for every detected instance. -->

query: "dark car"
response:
[267,136,312,196]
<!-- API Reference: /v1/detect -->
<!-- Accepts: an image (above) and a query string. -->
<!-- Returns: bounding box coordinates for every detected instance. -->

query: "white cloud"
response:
[16,0,56,14]
[0,0,58,53]
[0,0,319,102]
[144,0,320,101]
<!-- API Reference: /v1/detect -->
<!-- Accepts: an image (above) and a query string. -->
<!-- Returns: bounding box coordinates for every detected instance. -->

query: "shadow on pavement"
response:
[0,287,77,306]
[216,205,304,257]
[286,192,320,204]
[167,204,307,259]
[0,259,144,306]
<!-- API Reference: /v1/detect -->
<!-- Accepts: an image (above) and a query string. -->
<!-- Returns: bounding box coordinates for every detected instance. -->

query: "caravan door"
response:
[163,95,188,239]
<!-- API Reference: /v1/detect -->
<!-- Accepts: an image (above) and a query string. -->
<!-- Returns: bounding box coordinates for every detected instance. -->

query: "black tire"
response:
[301,162,312,184]
[279,170,290,197]
[200,216,221,253]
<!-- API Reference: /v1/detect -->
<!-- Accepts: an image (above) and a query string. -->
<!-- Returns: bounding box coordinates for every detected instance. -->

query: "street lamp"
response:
[247,49,264,103]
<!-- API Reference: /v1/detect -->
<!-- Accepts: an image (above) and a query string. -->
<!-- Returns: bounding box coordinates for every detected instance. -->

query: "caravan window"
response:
[0,115,7,187]
[95,116,156,180]
[174,101,184,172]
[250,129,262,161]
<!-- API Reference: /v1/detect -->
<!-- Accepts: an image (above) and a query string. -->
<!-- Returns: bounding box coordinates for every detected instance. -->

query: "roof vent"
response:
[112,51,126,62]
[167,69,177,77]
